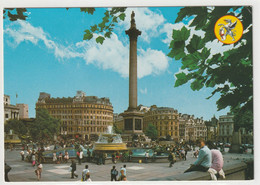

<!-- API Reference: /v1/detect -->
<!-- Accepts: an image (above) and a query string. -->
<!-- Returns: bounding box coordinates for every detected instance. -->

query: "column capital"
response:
[125,11,141,39]
[125,27,141,39]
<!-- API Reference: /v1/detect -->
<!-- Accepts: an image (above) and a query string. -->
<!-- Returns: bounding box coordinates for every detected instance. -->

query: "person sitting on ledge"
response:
[184,139,212,173]
[206,141,225,180]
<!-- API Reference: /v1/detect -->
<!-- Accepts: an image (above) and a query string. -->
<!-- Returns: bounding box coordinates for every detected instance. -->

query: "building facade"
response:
[36,91,113,141]
[218,113,234,143]
[205,116,219,141]
[113,113,124,132]
[4,95,19,122]
[182,114,207,142]
[143,106,179,141]
[16,104,29,119]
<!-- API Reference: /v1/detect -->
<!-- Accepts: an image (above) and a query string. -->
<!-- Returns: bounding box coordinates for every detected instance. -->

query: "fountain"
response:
[93,126,127,151]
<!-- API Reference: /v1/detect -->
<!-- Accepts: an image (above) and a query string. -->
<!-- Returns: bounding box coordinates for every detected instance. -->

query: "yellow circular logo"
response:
[214,15,243,44]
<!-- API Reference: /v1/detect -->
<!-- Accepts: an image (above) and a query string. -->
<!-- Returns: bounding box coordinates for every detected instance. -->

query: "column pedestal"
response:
[121,110,144,141]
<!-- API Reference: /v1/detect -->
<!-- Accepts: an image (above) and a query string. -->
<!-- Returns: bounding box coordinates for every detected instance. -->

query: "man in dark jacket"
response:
[5,163,11,182]
[70,159,78,178]
[111,165,118,181]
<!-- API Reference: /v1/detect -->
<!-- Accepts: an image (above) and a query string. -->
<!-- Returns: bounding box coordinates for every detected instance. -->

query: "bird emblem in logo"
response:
[214,15,243,44]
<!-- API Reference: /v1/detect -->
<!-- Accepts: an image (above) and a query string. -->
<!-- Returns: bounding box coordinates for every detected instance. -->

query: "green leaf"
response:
[102,16,109,23]
[104,32,112,38]
[180,26,190,41]
[118,13,126,21]
[181,53,200,70]
[174,72,189,87]
[167,40,186,60]
[80,8,95,15]
[96,36,105,44]
[98,22,106,30]
[186,35,205,53]
[190,78,204,91]
[83,30,93,40]
[205,79,216,88]
[200,48,211,60]
[172,27,190,41]
[90,25,98,32]
[112,16,118,23]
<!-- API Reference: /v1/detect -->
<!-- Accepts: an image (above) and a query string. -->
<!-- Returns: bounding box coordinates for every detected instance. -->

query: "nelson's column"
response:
[121,11,144,141]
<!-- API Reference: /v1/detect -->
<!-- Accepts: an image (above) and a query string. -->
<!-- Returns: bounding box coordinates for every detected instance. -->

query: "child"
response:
[58,152,63,163]
[64,151,69,163]
[53,152,57,164]
[31,152,36,167]
[20,150,25,161]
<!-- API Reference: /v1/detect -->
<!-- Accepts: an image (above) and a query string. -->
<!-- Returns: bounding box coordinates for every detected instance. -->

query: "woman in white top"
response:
[53,153,57,164]
[64,151,69,163]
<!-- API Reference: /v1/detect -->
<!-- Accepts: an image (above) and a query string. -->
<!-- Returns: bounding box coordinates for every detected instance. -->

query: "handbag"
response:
[69,167,72,172]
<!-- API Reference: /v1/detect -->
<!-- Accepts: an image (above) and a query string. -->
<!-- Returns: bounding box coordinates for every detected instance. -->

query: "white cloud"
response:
[138,48,169,78]
[76,33,169,78]
[5,20,169,79]
[118,8,165,43]
[5,20,83,59]
[140,88,148,94]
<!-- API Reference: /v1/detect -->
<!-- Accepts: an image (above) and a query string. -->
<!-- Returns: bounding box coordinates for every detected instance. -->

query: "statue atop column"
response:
[126,11,141,40]
[131,11,136,28]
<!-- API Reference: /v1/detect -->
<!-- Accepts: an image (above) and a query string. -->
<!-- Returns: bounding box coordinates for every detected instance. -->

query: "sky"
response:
[3,7,231,120]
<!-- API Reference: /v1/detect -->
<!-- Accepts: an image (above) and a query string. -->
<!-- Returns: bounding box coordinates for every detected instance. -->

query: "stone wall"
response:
[151,160,253,181]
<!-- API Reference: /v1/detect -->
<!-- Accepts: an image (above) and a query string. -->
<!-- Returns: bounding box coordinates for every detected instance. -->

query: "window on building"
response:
[5,114,8,119]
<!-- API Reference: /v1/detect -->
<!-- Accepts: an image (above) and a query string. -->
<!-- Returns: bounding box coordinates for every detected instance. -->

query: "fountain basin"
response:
[93,143,127,151]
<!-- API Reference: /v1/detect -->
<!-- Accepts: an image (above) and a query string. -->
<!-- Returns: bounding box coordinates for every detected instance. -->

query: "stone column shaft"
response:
[125,11,141,111]
[129,38,138,109]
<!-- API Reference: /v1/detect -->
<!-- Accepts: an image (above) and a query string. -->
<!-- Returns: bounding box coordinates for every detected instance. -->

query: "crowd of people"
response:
[5,138,231,181]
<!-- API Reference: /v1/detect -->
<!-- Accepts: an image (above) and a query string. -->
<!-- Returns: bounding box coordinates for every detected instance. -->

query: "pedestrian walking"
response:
[58,152,63,163]
[31,152,36,167]
[112,153,116,164]
[102,153,107,165]
[145,151,149,163]
[20,150,25,161]
[168,152,176,167]
[111,166,118,181]
[87,149,91,162]
[5,163,11,182]
[118,164,126,180]
[79,150,83,165]
[184,148,188,161]
[35,163,43,181]
[53,152,57,164]
[128,150,133,162]
[118,169,125,181]
[70,159,78,179]
[82,165,90,181]
[64,151,69,163]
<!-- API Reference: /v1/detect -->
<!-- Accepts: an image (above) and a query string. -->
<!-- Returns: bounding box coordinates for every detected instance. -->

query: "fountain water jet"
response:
[93,126,127,151]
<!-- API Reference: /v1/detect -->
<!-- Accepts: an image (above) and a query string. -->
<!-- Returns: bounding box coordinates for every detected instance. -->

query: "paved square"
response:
[5,149,253,182]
